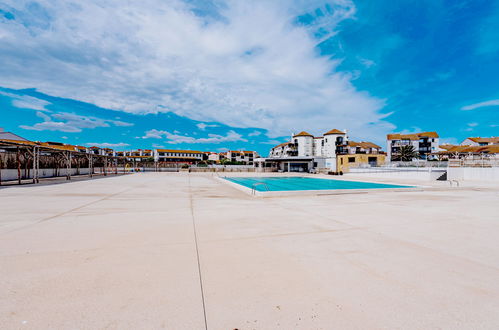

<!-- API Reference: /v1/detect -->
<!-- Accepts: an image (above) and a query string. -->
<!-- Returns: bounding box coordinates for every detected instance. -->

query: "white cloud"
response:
[196,123,219,130]
[152,143,165,148]
[439,137,458,145]
[461,99,499,111]
[396,126,422,135]
[462,122,478,132]
[111,120,134,127]
[85,142,130,148]
[142,128,247,144]
[262,139,283,145]
[19,111,133,132]
[358,57,375,68]
[0,0,393,141]
[0,91,51,111]
[141,129,166,139]
[248,130,262,136]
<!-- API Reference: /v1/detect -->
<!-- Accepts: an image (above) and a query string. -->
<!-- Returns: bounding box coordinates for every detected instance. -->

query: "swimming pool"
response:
[224,176,413,192]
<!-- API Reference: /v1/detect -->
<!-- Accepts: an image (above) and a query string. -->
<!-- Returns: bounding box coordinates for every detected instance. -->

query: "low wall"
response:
[447,167,499,181]
[0,167,114,182]
[348,167,445,181]
[138,167,179,172]
[189,167,256,173]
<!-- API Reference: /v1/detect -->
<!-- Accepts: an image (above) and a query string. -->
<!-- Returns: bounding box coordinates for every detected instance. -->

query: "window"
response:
[348,157,356,163]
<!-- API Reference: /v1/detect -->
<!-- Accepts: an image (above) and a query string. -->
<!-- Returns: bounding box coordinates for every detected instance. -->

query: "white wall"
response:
[447,167,499,181]
[325,157,337,171]
[349,166,499,182]
[0,167,99,181]
[348,167,443,181]
[323,134,339,157]
[313,138,323,156]
[296,136,313,157]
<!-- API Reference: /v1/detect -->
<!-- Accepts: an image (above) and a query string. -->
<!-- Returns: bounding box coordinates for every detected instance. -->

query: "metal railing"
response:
[251,182,270,195]
[448,158,499,167]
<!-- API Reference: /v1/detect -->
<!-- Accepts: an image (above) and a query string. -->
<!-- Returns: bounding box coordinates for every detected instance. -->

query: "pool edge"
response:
[216,176,426,197]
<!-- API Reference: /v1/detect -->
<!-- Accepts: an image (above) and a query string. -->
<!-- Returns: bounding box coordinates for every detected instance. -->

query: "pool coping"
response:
[216,175,427,197]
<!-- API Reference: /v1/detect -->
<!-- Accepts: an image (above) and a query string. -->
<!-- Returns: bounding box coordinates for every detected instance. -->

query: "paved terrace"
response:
[1,173,498,329]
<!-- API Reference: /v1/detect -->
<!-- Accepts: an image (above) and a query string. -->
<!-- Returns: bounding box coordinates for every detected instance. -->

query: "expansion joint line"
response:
[188,174,209,330]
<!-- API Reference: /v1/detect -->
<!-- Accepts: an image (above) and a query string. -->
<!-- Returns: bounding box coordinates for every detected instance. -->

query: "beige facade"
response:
[337,154,386,173]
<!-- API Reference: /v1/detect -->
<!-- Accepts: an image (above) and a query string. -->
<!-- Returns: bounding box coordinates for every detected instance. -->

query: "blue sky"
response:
[1,0,498,155]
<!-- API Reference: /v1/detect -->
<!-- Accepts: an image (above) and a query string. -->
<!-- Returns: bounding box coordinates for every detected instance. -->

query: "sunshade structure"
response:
[0,139,127,185]
[432,144,499,167]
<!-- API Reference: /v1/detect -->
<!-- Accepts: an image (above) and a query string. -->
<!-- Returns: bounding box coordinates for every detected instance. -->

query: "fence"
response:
[0,166,121,183]
[189,167,256,173]
[190,164,254,169]
[382,161,449,168]
[448,158,499,167]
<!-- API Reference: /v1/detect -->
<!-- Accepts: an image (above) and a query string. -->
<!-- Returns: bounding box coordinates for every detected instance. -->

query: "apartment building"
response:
[207,152,228,163]
[258,129,382,172]
[225,150,259,164]
[260,129,348,172]
[337,141,385,172]
[153,149,205,163]
[460,137,499,146]
[386,132,439,161]
[122,149,153,161]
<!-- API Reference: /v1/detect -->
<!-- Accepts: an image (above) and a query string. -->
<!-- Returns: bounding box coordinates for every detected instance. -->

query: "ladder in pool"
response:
[251,182,270,195]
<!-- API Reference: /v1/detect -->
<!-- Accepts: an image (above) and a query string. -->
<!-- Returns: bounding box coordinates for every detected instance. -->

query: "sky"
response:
[0,0,498,155]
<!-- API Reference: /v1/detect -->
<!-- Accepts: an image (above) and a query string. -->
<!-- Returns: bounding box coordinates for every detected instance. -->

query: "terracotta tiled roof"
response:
[271,142,292,149]
[0,139,38,146]
[324,129,345,135]
[348,141,381,149]
[465,137,499,144]
[438,144,499,154]
[293,131,313,137]
[156,149,203,154]
[387,131,439,140]
[40,142,78,152]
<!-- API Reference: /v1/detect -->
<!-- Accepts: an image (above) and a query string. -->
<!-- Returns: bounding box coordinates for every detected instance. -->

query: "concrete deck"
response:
[1,172,498,329]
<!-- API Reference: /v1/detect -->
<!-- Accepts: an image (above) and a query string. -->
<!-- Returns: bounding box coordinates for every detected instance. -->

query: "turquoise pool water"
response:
[224,176,413,192]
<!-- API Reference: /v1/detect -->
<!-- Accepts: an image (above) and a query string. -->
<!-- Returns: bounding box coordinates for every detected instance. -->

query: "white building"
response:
[122,149,153,161]
[153,149,204,163]
[260,129,349,172]
[346,141,381,154]
[460,137,499,146]
[225,150,259,165]
[386,132,439,161]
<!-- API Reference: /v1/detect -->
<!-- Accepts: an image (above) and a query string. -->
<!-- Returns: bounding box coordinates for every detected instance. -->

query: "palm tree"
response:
[397,145,419,161]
